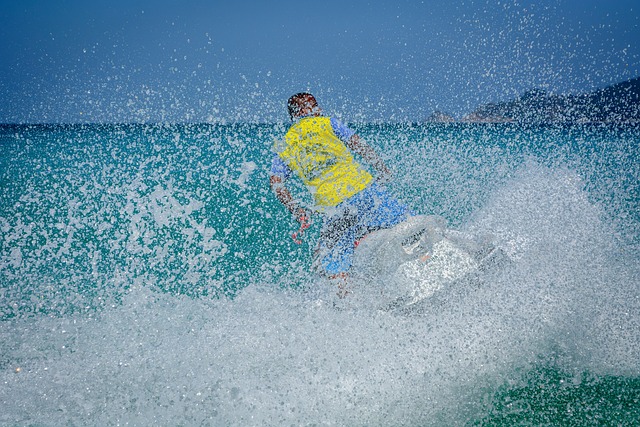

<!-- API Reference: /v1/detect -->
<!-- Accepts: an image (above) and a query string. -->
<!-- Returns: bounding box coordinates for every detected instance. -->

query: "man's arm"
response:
[270,174,311,222]
[269,174,297,214]
[345,134,392,183]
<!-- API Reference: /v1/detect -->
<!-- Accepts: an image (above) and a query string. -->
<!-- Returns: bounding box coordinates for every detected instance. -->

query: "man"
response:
[270,93,411,293]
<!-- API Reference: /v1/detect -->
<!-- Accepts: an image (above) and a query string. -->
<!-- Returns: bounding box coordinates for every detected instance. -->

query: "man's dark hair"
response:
[287,92,317,120]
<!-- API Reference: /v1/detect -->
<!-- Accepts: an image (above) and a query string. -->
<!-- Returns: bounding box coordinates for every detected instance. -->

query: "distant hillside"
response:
[461,77,640,123]
[424,111,456,123]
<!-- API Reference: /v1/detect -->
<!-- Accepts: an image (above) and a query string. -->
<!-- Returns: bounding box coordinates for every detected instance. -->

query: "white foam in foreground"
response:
[1,164,638,426]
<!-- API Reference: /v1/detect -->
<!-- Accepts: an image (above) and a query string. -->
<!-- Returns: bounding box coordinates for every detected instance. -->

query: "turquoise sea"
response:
[1,122,639,425]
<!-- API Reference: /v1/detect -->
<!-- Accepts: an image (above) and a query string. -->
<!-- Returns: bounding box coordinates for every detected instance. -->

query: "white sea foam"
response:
[1,163,637,426]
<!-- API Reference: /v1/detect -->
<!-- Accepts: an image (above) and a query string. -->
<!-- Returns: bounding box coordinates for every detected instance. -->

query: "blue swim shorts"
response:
[314,183,411,276]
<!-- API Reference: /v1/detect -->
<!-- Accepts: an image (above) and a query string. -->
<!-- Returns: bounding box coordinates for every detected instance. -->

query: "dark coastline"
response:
[427,77,640,124]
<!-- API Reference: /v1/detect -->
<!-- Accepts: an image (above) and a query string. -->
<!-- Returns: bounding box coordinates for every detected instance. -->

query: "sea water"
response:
[1,123,638,425]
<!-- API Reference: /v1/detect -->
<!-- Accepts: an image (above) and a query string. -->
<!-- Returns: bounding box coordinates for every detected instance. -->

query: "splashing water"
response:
[1,123,638,425]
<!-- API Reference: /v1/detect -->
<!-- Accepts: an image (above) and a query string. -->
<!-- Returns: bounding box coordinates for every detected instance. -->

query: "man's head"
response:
[287,93,321,120]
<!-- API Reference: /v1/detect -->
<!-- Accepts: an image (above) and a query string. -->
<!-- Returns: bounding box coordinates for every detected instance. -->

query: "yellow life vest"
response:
[276,117,373,207]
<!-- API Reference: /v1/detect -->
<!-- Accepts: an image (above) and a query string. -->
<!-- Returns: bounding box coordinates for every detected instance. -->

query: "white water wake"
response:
[1,163,638,426]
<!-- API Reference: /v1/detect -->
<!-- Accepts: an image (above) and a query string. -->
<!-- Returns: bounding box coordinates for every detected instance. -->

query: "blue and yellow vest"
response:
[276,117,373,207]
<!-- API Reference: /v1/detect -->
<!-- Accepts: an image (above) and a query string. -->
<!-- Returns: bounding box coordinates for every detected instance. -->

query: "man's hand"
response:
[291,206,312,244]
[271,175,314,244]
[293,206,312,225]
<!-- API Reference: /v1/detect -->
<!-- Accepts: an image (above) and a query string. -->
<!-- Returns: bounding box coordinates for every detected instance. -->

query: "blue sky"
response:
[1,0,638,122]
